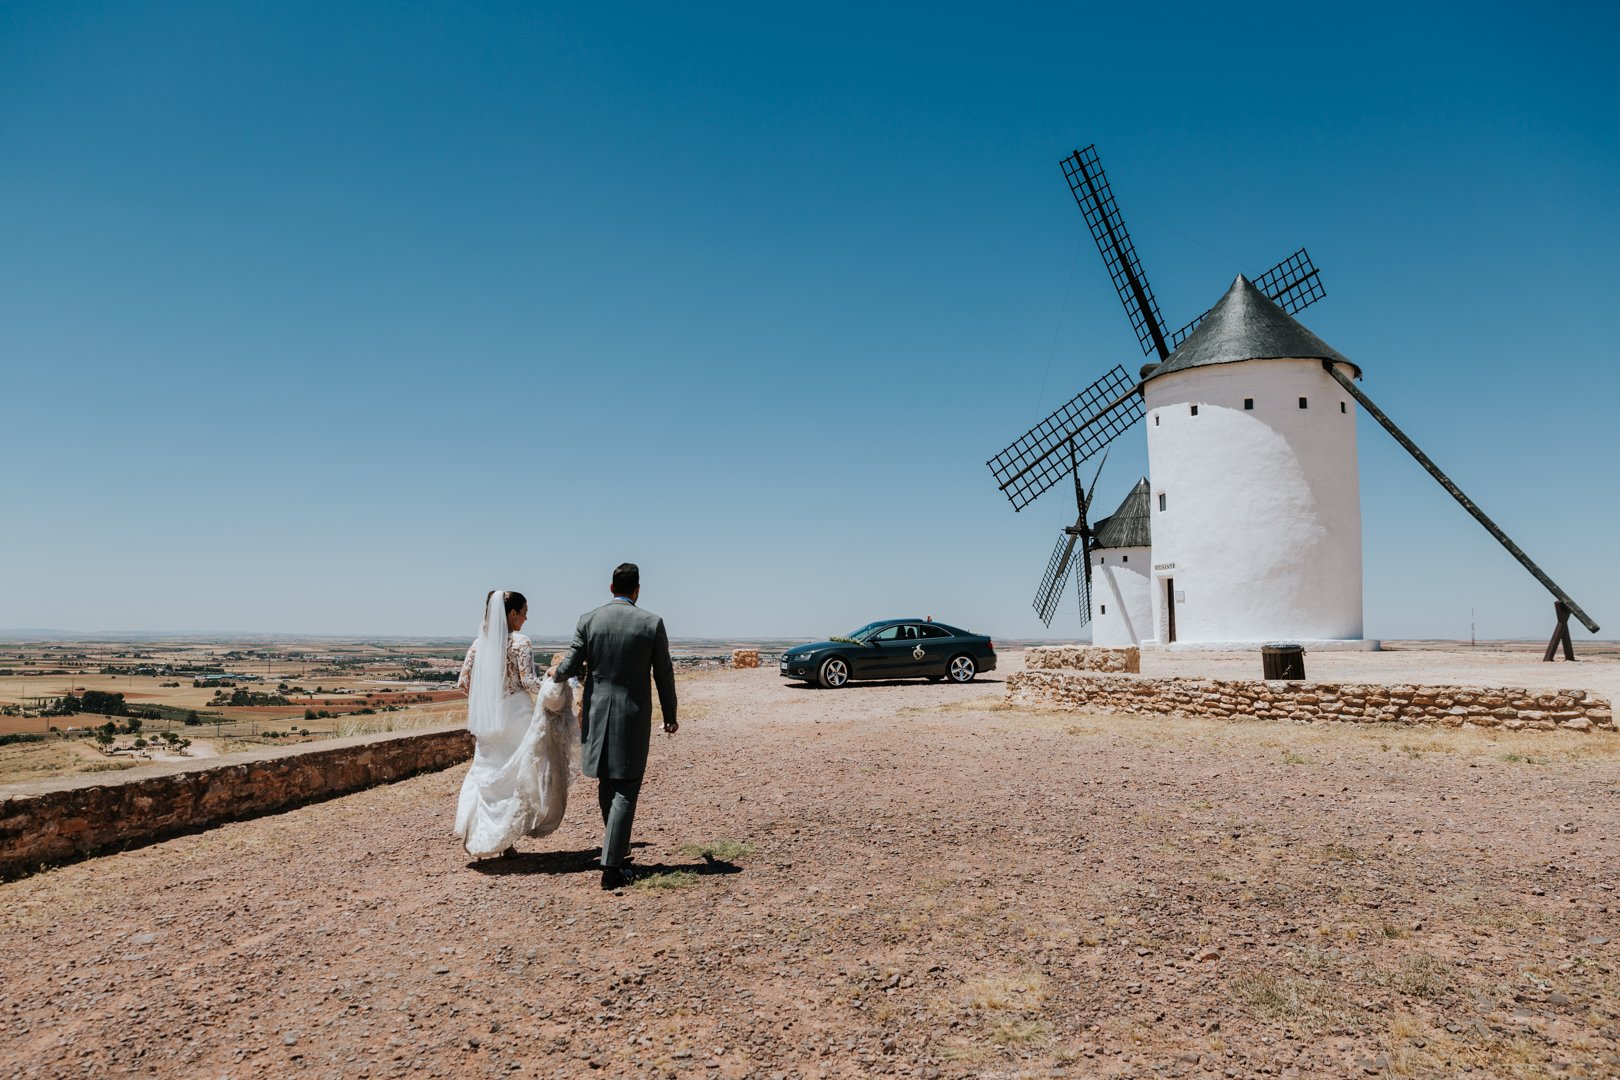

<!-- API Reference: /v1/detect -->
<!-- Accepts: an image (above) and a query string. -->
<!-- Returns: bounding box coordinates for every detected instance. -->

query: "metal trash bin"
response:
[1261,643,1306,681]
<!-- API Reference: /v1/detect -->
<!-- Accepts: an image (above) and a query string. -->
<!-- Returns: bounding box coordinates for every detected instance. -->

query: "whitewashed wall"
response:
[1090,545,1154,647]
[1143,357,1364,645]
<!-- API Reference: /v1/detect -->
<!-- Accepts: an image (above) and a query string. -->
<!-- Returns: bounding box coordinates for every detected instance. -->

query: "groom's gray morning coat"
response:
[553,599,677,780]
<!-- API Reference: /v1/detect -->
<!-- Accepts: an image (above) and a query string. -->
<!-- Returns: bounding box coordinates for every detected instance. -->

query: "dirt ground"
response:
[2,653,1618,1079]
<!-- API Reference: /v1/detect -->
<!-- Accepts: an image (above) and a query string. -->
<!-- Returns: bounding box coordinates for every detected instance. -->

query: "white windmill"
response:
[991,145,1599,656]
[1140,275,1365,647]
[1088,479,1153,648]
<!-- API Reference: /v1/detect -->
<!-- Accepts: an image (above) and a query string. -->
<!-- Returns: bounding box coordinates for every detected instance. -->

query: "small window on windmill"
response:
[1121,554,1128,563]
[1154,414,1160,426]
[1190,404,1198,416]
[1299,397,1308,409]
[1101,604,1107,615]
[1340,401,1347,414]
[1158,493,1166,512]
[1244,398,1254,410]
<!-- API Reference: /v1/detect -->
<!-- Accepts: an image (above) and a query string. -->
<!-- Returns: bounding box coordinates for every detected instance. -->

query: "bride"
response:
[454,590,579,859]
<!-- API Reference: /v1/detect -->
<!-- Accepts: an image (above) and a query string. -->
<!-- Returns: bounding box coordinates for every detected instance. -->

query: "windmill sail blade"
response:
[1077,450,1109,587]
[1322,361,1601,635]
[1033,531,1078,627]
[988,365,1143,511]
[1168,248,1326,350]
[1063,146,1171,360]
[1076,549,1094,628]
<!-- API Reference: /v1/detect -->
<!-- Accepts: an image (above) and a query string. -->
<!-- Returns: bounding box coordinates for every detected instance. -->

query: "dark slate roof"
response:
[1092,478,1151,549]
[1142,274,1358,382]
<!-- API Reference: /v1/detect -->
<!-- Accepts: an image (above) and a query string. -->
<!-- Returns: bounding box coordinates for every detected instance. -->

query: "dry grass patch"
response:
[0,739,132,784]
[677,839,754,862]
[958,971,1047,1013]
[987,1017,1051,1045]
[1228,970,1353,1028]
[1378,1013,1555,1077]
[935,1041,992,1063]
[1372,952,1454,1001]
[1317,841,1360,863]
[932,972,1051,1063]
[332,705,463,738]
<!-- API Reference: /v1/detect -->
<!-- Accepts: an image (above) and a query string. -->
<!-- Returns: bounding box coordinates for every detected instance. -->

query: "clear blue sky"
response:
[2,1,1616,641]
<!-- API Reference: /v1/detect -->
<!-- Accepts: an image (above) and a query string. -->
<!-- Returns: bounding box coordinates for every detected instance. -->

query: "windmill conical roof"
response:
[1092,478,1151,549]
[1143,274,1358,382]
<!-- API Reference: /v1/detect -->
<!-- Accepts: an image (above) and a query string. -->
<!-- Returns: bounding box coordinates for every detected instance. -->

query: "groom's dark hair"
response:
[611,563,640,596]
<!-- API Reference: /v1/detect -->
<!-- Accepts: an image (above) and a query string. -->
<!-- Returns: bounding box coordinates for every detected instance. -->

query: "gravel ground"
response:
[3,651,1619,1079]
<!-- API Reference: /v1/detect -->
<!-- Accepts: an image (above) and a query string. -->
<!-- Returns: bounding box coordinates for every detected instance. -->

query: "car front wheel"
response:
[818,657,850,689]
[947,655,976,683]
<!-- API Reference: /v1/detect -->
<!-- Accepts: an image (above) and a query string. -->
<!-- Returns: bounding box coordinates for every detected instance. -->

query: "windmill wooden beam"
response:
[1322,361,1600,653]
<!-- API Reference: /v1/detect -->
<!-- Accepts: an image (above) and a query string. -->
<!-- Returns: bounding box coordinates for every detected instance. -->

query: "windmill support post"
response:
[1322,361,1600,654]
[1544,601,1577,663]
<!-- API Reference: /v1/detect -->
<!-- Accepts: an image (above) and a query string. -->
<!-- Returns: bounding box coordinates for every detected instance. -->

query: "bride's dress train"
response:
[455,676,580,858]
[455,611,580,859]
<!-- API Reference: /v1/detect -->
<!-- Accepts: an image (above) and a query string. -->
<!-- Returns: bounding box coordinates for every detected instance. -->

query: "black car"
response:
[779,618,997,688]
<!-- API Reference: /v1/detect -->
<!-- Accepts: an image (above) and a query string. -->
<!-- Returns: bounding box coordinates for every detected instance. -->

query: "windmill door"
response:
[1165,578,1177,644]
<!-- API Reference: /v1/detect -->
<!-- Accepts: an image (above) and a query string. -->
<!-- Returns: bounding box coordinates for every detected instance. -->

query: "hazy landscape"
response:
[0,634,1055,785]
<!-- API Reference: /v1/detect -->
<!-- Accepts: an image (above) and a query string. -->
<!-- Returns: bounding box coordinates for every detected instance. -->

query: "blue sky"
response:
[2,1,1616,641]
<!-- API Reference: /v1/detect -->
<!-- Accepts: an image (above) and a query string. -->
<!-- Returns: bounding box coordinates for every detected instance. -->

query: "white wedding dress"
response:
[454,624,580,859]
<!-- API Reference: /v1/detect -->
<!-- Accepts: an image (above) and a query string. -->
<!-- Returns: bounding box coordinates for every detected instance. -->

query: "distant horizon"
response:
[3,628,1614,647]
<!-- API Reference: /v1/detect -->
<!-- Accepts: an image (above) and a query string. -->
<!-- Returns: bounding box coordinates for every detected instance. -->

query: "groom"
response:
[548,562,678,890]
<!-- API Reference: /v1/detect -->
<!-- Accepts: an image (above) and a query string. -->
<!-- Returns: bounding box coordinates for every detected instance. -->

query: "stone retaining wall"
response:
[0,727,473,880]
[1007,671,1615,733]
[731,649,761,669]
[1025,646,1141,674]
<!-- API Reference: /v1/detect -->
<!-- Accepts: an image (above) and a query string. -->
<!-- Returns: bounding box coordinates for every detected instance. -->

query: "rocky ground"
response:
[3,654,1618,1079]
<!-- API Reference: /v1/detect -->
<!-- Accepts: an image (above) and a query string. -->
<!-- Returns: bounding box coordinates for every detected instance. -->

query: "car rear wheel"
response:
[947,655,976,683]
[818,657,850,689]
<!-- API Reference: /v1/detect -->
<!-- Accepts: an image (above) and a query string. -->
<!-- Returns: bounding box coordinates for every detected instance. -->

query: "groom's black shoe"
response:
[600,865,637,891]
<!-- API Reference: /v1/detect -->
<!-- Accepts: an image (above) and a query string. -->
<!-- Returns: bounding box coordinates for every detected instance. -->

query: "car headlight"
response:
[787,652,810,662]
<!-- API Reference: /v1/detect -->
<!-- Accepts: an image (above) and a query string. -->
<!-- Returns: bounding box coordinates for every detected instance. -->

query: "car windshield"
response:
[846,621,891,641]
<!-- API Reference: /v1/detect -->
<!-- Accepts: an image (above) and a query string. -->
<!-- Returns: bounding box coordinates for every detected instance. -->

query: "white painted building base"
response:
[1155,638,1382,653]
[1090,545,1153,648]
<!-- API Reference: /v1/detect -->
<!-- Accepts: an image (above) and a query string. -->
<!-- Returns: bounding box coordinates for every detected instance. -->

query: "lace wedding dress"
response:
[454,598,580,859]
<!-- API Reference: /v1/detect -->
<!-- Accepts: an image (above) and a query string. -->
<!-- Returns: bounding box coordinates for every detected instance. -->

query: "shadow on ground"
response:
[466,842,642,876]
[783,677,1003,692]
[465,843,741,882]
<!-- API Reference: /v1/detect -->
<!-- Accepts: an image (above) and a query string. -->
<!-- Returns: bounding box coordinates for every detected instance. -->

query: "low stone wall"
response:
[1007,671,1615,733]
[1025,645,1141,674]
[0,727,473,880]
[731,649,761,669]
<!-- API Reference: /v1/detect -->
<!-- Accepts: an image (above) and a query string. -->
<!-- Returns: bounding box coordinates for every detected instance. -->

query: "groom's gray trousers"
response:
[598,777,642,868]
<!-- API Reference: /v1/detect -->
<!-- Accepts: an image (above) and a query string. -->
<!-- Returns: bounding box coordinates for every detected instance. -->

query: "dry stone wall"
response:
[731,649,761,669]
[1025,645,1141,674]
[1008,670,1614,733]
[0,727,473,880]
